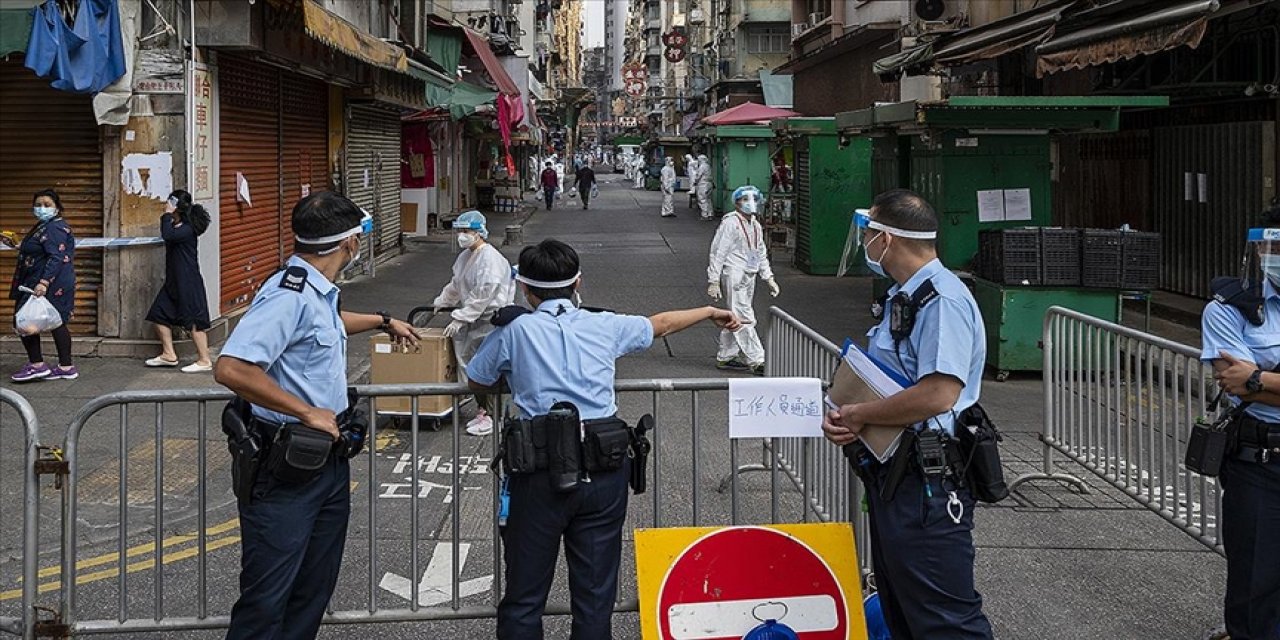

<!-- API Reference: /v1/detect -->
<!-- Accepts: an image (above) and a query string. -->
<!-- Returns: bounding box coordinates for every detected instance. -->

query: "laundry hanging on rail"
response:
[25,0,126,94]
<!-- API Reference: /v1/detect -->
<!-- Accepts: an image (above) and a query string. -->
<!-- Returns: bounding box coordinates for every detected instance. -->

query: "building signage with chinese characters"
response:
[192,66,215,201]
[134,78,185,94]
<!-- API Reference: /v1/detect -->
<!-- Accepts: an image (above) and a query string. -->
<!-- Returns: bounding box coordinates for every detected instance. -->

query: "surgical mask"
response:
[864,232,888,277]
[1261,253,1280,287]
[739,197,759,215]
[457,233,477,250]
[344,238,361,271]
[33,206,56,221]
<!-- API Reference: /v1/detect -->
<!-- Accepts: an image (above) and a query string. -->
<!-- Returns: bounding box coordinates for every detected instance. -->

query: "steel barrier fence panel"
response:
[0,388,40,640]
[55,378,829,635]
[1011,306,1224,555]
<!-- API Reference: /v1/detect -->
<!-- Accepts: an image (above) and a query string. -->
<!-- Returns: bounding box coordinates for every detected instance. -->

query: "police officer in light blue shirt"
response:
[467,239,741,640]
[822,189,993,639]
[214,192,416,640]
[1200,204,1280,640]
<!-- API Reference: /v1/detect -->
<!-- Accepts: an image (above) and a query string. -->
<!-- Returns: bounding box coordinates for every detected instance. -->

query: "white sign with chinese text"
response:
[192,66,215,200]
[728,377,824,439]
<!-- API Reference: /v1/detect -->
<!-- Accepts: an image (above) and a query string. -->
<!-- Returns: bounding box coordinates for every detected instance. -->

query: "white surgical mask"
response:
[864,232,889,277]
[344,238,361,271]
[1261,254,1280,287]
[739,196,759,215]
[33,206,56,221]
[457,233,477,250]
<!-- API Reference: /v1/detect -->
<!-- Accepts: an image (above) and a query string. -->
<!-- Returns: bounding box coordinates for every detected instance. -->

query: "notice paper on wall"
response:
[977,188,1033,223]
[728,377,824,439]
[236,172,252,207]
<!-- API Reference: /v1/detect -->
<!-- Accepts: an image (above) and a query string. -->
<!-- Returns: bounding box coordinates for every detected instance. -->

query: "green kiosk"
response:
[770,117,873,276]
[835,96,1168,377]
[701,125,774,216]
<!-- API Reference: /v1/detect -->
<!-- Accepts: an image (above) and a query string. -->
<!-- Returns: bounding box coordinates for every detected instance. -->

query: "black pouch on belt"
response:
[499,417,540,475]
[584,418,631,473]
[629,415,654,494]
[1185,390,1250,477]
[952,403,1009,504]
[221,397,263,504]
[545,402,582,493]
[266,423,332,484]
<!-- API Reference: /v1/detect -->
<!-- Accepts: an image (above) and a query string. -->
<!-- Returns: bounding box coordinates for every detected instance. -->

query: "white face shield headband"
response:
[296,210,374,255]
[514,272,582,289]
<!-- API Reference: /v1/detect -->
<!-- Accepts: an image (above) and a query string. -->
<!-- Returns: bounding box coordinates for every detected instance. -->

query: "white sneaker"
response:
[465,413,493,437]
[181,362,213,373]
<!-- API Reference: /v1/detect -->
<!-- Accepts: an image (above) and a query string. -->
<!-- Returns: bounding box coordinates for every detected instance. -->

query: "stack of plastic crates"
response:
[1082,229,1124,288]
[977,229,1041,285]
[1119,230,1160,289]
[1040,228,1082,286]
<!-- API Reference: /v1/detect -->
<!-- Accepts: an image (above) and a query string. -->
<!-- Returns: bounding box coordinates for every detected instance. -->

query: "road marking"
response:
[375,430,401,452]
[379,542,492,606]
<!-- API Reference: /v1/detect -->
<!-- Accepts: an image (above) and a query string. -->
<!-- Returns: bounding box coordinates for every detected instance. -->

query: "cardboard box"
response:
[370,328,456,416]
[400,203,417,234]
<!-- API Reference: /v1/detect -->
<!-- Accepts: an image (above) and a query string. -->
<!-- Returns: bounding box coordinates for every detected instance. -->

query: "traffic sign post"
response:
[636,524,866,639]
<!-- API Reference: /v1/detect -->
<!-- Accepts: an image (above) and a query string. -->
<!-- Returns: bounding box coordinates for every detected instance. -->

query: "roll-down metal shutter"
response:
[794,141,812,269]
[346,104,403,255]
[281,73,330,240]
[218,55,283,312]
[0,59,104,335]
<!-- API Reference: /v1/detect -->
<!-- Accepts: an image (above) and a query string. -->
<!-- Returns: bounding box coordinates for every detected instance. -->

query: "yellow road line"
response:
[33,517,240,579]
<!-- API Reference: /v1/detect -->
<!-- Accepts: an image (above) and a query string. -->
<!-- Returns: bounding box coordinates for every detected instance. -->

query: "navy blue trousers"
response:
[1221,455,1280,640]
[226,456,350,640]
[861,459,993,640]
[497,460,630,640]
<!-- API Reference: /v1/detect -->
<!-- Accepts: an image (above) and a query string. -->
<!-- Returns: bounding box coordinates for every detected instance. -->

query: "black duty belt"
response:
[1236,415,1280,447]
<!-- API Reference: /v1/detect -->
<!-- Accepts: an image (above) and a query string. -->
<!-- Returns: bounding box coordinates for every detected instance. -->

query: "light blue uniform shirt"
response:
[866,259,986,435]
[467,299,654,420]
[1200,279,1280,423]
[220,255,349,424]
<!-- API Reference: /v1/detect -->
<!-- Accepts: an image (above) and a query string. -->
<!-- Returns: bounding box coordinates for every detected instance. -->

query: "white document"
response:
[1003,188,1032,221]
[977,189,1005,223]
[728,377,824,439]
[236,172,252,207]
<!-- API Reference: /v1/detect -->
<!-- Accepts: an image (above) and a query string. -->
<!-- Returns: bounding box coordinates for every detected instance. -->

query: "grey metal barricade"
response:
[0,388,42,640]
[1011,306,1223,555]
[54,378,821,635]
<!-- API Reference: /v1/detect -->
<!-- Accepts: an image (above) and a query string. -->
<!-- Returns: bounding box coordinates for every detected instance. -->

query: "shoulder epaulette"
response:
[491,305,532,327]
[580,306,616,314]
[1210,276,1264,326]
[279,266,308,293]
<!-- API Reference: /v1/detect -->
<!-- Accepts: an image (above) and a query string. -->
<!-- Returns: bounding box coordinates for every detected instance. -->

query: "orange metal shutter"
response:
[218,55,283,313]
[0,59,104,335]
[280,72,330,239]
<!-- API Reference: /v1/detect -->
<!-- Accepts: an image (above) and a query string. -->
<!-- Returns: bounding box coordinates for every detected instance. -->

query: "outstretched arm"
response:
[649,306,741,338]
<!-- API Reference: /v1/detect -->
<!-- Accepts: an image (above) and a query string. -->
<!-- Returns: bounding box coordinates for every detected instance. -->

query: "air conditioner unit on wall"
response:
[911,0,965,33]
[807,12,826,24]
[791,23,808,38]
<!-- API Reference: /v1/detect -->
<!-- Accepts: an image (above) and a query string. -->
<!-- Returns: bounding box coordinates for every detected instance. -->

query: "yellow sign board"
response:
[635,523,867,640]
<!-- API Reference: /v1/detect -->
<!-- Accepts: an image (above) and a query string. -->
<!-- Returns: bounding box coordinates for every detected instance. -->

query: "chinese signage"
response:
[192,66,215,201]
[134,78,184,94]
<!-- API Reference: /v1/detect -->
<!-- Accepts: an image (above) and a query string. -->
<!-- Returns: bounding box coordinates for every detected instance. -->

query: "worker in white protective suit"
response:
[660,157,677,218]
[695,154,713,220]
[706,186,779,375]
[553,157,566,199]
[684,154,698,209]
[431,211,516,435]
[632,155,646,189]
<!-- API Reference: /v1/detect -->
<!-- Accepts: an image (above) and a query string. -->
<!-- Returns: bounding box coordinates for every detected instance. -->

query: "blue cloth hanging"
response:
[25,0,125,94]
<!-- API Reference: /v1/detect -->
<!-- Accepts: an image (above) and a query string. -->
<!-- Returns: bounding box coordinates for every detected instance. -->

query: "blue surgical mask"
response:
[33,206,56,221]
[864,232,888,277]
[1261,253,1280,287]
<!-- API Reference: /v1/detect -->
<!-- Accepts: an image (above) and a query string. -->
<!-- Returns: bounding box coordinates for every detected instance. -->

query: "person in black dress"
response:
[5,189,77,382]
[144,190,213,373]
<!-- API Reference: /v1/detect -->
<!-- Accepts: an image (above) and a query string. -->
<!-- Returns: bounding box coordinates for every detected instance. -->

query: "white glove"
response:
[443,320,466,338]
[766,278,781,298]
[707,282,721,300]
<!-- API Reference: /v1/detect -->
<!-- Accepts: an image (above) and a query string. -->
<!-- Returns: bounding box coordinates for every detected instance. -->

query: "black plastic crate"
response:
[1082,229,1123,288]
[979,229,1041,285]
[1040,228,1081,286]
[1121,231,1160,290]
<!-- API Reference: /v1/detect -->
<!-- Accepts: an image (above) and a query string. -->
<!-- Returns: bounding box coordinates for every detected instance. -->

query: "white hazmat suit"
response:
[684,154,698,207]
[695,154,713,220]
[632,156,646,188]
[431,237,515,382]
[706,188,779,369]
[553,160,566,198]
[660,158,677,218]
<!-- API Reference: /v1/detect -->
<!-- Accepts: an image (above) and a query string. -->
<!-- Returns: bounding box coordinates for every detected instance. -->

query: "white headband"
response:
[867,220,937,240]
[515,272,581,288]
[295,225,362,246]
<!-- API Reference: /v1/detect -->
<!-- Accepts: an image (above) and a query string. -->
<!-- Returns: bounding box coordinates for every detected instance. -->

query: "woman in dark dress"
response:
[144,190,212,373]
[5,189,77,382]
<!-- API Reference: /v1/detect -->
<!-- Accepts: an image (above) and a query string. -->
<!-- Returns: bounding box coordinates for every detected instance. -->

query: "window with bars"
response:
[746,25,789,54]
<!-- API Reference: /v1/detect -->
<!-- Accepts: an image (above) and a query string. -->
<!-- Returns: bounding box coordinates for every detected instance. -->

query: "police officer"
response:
[822,189,993,639]
[467,239,741,639]
[214,191,417,640]
[1202,203,1280,640]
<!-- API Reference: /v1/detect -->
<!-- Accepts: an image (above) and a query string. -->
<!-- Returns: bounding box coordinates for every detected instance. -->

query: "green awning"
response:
[873,42,933,77]
[0,9,32,58]
[426,80,496,120]
[427,28,463,77]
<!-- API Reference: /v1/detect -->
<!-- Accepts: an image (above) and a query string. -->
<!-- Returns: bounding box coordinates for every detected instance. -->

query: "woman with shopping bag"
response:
[5,189,78,382]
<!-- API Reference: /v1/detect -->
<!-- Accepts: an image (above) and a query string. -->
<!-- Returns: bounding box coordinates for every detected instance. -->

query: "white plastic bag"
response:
[14,286,62,336]
[591,184,599,199]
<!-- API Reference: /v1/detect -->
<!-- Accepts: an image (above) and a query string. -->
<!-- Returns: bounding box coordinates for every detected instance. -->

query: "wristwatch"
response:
[375,310,392,332]
[1246,369,1265,394]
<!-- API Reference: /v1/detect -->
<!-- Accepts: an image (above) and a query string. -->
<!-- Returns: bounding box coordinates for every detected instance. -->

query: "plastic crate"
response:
[1121,231,1160,290]
[1082,229,1123,288]
[979,229,1041,285]
[1040,228,1081,286]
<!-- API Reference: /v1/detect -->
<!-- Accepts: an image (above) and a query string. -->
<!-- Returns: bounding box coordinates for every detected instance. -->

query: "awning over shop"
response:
[301,0,408,73]
[835,96,1170,134]
[428,81,498,120]
[703,102,799,126]
[463,28,520,96]
[875,0,1076,78]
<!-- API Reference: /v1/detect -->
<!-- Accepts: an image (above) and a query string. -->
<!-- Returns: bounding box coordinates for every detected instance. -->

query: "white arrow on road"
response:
[378,542,494,606]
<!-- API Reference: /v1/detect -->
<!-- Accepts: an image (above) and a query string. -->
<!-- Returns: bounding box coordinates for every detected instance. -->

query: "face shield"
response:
[1244,227,1280,290]
[836,208,938,276]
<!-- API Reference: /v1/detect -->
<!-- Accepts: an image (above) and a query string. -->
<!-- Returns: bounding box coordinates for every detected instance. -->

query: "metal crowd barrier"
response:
[1011,306,1223,555]
[0,388,41,640]
[50,376,827,635]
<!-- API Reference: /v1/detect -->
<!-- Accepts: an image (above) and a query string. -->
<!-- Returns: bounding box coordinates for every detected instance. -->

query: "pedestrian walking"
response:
[684,154,699,209]
[695,153,713,220]
[540,162,558,210]
[1201,202,1280,640]
[468,239,741,639]
[6,188,77,382]
[632,155,646,189]
[431,210,515,437]
[554,157,566,198]
[660,157,677,218]
[214,191,417,640]
[575,162,596,210]
[821,189,993,639]
[706,185,779,376]
[144,189,214,373]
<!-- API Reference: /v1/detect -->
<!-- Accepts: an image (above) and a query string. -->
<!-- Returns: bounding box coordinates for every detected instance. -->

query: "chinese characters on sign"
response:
[192,66,215,201]
[728,377,824,439]
[134,78,184,94]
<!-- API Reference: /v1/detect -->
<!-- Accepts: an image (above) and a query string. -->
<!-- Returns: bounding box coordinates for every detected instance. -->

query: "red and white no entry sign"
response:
[641,525,861,640]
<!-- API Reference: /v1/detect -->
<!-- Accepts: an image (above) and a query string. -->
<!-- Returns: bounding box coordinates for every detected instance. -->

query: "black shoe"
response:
[716,357,750,370]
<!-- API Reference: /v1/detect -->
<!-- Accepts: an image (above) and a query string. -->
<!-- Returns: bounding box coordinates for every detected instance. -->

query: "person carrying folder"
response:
[821,189,993,640]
